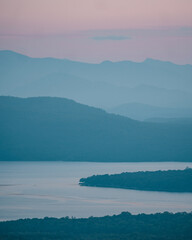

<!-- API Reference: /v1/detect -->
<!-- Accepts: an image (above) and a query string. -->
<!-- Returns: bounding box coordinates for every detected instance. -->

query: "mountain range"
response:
[1,50,192,109]
[108,102,192,121]
[0,96,191,162]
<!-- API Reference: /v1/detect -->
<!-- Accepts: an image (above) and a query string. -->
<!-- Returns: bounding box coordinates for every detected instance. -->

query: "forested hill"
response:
[0,96,192,162]
[80,168,192,192]
[0,212,191,240]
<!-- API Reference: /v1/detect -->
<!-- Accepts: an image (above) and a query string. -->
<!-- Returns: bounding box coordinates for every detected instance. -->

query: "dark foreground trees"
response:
[0,212,192,240]
[80,168,192,192]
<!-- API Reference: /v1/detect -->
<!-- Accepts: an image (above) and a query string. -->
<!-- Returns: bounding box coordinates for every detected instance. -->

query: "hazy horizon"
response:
[0,0,192,64]
[1,49,192,66]
[0,2,192,237]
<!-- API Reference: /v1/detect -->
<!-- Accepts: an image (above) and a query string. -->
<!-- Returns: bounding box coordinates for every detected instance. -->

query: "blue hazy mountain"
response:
[0,96,192,162]
[144,117,192,124]
[108,102,192,121]
[0,50,192,109]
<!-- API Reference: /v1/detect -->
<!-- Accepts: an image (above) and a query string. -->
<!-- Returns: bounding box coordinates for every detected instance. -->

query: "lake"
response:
[0,161,192,221]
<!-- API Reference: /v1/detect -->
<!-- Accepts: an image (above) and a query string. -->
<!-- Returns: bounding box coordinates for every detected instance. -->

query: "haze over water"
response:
[0,0,192,229]
[1,161,192,221]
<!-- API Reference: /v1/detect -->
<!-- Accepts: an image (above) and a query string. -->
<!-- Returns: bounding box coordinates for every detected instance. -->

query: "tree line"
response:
[0,212,192,240]
[80,168,192,192]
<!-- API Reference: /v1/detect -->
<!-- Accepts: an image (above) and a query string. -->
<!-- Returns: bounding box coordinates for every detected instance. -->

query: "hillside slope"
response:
[0,96,192,162]
[108,102,192,121]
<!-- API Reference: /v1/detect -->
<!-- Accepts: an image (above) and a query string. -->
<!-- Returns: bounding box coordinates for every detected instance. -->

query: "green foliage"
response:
[80,168,192,192]
[0,212,192,240]
[0,96,192,162]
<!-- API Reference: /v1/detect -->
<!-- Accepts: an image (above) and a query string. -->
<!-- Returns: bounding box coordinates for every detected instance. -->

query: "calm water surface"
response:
[0,161,192,221]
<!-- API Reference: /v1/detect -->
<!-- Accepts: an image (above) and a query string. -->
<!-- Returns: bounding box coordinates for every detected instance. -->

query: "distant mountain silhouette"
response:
[144,117,192,124]
[0,96,191,162]
[108,103,192,121]
[0,50,192,109]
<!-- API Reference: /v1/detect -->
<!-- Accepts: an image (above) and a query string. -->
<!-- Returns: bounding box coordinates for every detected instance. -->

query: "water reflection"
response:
[0,161,192,220]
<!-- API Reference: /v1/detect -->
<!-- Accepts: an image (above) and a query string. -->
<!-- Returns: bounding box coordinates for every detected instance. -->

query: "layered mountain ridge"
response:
[0,96,191,162]
[1,50,192,109]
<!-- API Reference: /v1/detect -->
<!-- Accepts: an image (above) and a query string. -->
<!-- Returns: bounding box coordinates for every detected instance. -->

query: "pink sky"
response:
[0,0,192,64]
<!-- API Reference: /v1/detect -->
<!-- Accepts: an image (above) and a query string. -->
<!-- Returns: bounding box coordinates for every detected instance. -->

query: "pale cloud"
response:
[92,35,131,41]
[88,27,192,40]
[0,0,191,65]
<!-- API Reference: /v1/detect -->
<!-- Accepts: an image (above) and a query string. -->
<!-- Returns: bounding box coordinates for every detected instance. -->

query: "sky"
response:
[0,0,192,64]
